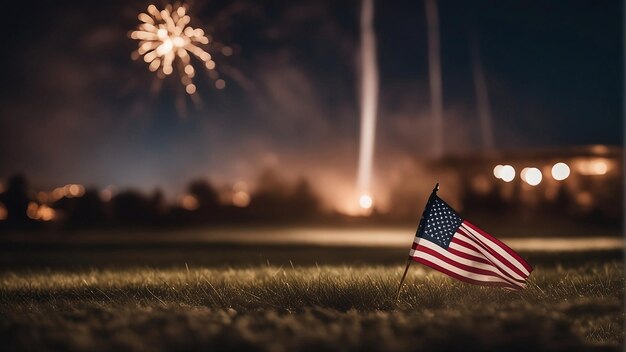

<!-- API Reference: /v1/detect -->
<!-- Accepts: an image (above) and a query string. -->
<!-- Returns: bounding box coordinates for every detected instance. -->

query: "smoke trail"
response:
[424,0,443,158]
[356,0,379,202]
[469,32,495,150]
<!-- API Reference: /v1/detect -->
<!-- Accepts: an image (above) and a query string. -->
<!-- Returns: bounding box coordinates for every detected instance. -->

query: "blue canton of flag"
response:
[418,196,463,249]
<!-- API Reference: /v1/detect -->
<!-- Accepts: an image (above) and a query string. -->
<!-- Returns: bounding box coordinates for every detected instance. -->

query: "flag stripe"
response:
[449,238,486,259]
[411,236,493,265]
[417,239,526,287]
[410,240,506,280]
[460,223,531,277]
[461,223,530,276]
[454,228,526,280]
[454,228,525,280]
[412,256,520,290]
[455,227,528,282]
[410,240,525,288]
[419,236,487,264]
[451,234,527,285]
[410,252,520,290]
[446,246,491,265]
[463,221,533,273]
[415,240,500,277]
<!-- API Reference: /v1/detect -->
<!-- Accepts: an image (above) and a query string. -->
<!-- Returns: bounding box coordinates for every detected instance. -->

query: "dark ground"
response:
[0,229,624,351]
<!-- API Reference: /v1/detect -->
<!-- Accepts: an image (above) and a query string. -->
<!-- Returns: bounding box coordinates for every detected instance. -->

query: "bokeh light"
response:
[232,191,250,207]
[26,202,38,219]
[551,162,570,181]
[68,184,85,197]
[359,194,373,209]
[37,205,55,221]
[523,167,542,186]
[499,165,515,182]
[26,202,55,221]
[181,194,199,210]
[493,164,503,179]
[577,159,608,176]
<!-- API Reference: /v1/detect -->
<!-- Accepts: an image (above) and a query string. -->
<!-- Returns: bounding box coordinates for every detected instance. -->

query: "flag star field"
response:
[419,197,463,249]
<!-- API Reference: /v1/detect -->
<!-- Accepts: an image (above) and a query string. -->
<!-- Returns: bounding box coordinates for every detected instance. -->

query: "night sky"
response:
[0,0,621,197]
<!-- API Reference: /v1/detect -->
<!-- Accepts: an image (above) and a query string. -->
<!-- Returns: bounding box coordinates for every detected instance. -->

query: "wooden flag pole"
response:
[395,256,413,301]
[395,183,439,302]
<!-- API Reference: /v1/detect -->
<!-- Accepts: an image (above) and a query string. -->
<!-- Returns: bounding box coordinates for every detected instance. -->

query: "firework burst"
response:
[131,3,225,95]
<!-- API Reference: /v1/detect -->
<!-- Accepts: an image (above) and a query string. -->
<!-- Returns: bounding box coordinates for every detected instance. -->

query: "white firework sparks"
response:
[131,3,224,94]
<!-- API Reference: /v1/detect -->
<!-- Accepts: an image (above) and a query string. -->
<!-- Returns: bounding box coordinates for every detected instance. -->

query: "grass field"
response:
[0,231,624,351]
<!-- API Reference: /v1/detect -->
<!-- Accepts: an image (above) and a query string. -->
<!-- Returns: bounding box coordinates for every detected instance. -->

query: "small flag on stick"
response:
[398,184,532,295]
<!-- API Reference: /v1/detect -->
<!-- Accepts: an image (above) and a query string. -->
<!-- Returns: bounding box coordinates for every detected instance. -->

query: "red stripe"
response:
[463,221,533,273]
[451,235,526,287]
[457,225,528,280]
[457,226,527,281]
[450,237,492,262]
[447,245,491,265]
[415,245,524,289]
[411,256,520,290]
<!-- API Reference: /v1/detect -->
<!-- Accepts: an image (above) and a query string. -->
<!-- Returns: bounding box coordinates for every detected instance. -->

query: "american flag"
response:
[409,185,532,290]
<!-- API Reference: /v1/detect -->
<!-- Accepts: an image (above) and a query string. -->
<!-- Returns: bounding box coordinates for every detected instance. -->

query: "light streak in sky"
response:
[356,0,379,211]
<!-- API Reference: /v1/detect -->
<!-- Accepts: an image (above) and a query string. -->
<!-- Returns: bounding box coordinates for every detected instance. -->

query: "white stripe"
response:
[411,239,525,288]
[448,240,485,259]
[461,223,531,276]
[409,237,421,256]
[455,231,528,282]
[410,250,515,286]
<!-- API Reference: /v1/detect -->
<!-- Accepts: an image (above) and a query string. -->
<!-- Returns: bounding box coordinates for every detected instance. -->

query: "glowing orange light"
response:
[0,203,7,220]
[68,184,85,197]
[577,159,608,176]
[37,205,55,221]
[232,191,250,207]
[185,83,196,94]
[52,187,65,201]
[181,194,199,210]
[26,202,39,219]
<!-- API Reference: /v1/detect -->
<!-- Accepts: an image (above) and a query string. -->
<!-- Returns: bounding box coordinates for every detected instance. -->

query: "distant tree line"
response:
[0,172,329,231]
[0,165,621,234]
